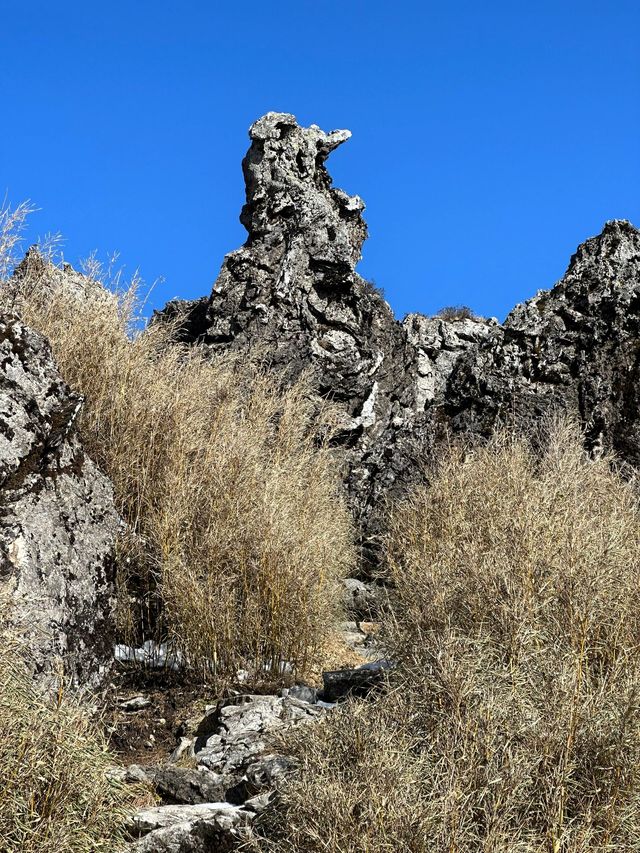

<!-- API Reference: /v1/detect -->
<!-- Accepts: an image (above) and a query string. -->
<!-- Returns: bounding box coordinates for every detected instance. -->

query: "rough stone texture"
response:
[321,658,392,702]
[192,693,321,781]
[143,766,228,806]
[124,693,328,851]
[128,803,253,853]
[341,577,385,619]
[157,112,424,547]
[155,112,640,560]
[444,219,640,459]
[0,313,119,686]
[403,313,496,410]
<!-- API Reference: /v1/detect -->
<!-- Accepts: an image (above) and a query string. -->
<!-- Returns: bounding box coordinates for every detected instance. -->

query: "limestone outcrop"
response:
[158,113,428,543]
[155,113,640,558]
[445,219,640,460]
[0,313,119,686]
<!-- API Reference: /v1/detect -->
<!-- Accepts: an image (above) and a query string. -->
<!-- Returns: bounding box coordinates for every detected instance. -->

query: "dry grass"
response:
[249,690,433,853]
[253,423,640,852]
[0,619,140,852]
[0,200,34,279]
[1,226,354,686]
[436,304,476,321]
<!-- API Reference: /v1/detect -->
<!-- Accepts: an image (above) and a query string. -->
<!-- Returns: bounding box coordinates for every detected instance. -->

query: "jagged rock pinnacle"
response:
[239,112,366,270]
[157,113,640,561]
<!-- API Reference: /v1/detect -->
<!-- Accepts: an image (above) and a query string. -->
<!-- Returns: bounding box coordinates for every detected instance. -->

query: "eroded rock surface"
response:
[121,692,328,851]
[158,113,640,556]
[128,803,253,853]
[403,313,496,410]
[445,219,640,458]
[0,313,118,686]
[157,113,432,547]
[189,694,322,785]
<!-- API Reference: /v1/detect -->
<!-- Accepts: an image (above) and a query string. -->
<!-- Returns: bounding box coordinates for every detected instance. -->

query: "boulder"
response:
[128,803,252,852]
[341,577,384,619]
[142,766,228,806]
[0,313,119,686]
[321,658,392,702]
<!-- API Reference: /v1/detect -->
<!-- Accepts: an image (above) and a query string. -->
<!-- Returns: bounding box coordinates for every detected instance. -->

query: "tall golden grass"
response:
[0,206,144,852]
[0,603,139,852]
[0,208,354,685]
[254,424,640,852]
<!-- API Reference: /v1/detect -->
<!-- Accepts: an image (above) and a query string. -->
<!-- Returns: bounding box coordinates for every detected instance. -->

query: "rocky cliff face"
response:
[158,112,640,558]
[159,113,485,543]
[0,313,119,686]
[445,220,640,461]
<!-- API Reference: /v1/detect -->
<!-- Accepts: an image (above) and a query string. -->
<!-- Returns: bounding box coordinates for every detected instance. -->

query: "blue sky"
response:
[1,1,638,320]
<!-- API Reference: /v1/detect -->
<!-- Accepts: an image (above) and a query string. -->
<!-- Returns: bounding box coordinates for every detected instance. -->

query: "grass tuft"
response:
[0,617,141,852]
[436,304,476,321]
[253,422,640,852]
[1,226,354,686]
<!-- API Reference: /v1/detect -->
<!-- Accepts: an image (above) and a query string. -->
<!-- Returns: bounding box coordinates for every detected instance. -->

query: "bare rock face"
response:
[403,313,497,410]
[160,112,423,542]
[128,802,253,853]
[158,112,640,558]
[0,313,119,686]
[445,219,640,460]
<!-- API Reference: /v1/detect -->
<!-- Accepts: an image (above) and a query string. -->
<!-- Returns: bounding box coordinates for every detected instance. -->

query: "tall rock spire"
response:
[160,113,434,547]
[158,113,640,559]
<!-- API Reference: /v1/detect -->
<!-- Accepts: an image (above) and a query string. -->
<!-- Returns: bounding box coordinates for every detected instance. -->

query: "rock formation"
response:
[161,115,639,559]
[444,220,640,460]
[0,313,119,686]
[161,116,640,527]
[157,112,482,548]
[19,111,633,577]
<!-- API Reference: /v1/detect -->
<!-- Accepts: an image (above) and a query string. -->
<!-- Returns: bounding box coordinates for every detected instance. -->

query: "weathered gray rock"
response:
[341,577,385,619]
[156,112,424,555]
[0,313,119,686]
[123,693,328,849]
[403,313,496,410]
[282,683,318,704]
[445,219,640,459]
[118,695,153,712]
[128,802,253,852]
[321,658,392,702]
[193,693,321,779]
[144,766,228,806]
[155,114,640,561]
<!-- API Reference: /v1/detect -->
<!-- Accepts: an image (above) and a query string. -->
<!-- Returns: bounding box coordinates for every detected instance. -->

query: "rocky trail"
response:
[108,631,388,851]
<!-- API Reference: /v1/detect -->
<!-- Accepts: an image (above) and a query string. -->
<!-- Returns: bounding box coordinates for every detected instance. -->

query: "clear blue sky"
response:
[2,1,638,320]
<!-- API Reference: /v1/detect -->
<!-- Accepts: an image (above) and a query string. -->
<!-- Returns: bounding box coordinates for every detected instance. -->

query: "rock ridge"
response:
[149,114,640,557]
[157,112,479,549]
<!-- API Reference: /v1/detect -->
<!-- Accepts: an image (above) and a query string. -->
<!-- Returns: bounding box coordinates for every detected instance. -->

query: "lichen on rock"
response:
[0,313,119,687]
